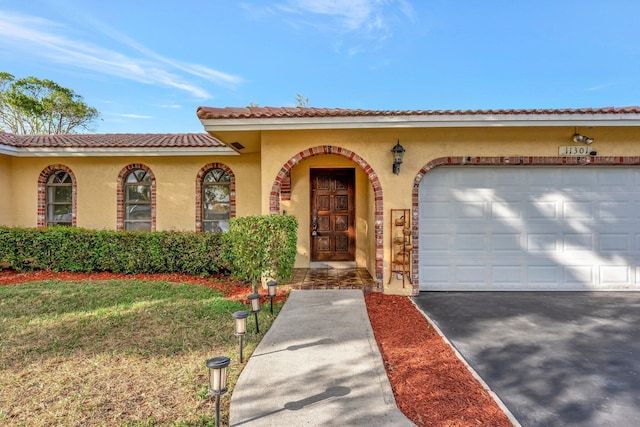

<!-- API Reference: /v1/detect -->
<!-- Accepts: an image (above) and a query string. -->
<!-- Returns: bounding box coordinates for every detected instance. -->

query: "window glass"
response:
[124,169,151,231]
[203,168,230,232]
[46,171,73,226]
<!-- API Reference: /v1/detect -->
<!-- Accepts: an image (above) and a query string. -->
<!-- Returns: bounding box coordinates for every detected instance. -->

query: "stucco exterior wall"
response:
[258,126,640,294]
[7,154,261,230]
[0,155,12,226]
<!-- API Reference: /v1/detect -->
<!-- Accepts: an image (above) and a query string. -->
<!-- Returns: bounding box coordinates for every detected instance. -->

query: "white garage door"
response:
[419,167,640,291]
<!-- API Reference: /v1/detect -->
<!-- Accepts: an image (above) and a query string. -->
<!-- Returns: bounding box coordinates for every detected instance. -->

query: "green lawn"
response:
[0,279,281,426]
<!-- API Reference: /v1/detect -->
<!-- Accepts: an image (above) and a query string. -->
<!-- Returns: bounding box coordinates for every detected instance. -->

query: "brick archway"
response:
[270,145,384,289]
[410,155,640,295]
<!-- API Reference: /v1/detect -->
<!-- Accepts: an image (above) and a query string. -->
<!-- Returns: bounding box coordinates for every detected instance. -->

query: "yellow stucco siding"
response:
[0,155,12,226]
[2,124,638,295]
[257,126,640,293]
[5,154,260,230]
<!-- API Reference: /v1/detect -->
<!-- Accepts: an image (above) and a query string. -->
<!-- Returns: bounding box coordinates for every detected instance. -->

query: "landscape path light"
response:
[232,310,249,363]
[267,280,277,314]
[206,356,231,427]
[248,293,261,333]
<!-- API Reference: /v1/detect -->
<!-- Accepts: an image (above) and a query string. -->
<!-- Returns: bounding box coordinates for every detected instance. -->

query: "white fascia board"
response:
[200,113,640,131]
[4,146,238,157]
[0,144,18,156]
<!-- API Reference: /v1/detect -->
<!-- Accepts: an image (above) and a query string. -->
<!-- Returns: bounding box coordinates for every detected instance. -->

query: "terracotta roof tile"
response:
[0,133,225,148]
[197,105,640,120]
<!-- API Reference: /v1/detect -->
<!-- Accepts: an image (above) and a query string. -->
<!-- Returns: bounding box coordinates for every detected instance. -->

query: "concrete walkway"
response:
[229,290,414,426]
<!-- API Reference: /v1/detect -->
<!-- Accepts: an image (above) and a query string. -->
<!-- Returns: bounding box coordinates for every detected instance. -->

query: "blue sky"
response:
[1,0,639,134]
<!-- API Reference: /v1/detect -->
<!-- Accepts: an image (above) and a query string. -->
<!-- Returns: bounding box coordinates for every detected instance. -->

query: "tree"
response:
[295,93,309,107]
[0,72,100,134]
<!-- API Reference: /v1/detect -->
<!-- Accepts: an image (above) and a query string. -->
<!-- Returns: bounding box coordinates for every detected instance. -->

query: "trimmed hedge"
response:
[0,226,225,275]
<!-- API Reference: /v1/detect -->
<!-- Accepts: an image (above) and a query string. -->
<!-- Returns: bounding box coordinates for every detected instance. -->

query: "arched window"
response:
[46,171,73,226]
[117,164,155,231]
[38,165,76,227]
[202,168,231,232]
[196,164,235,232]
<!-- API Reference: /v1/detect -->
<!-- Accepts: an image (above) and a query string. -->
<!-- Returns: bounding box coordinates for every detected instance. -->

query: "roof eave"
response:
[0,146,238,157]
[200,113,640,132]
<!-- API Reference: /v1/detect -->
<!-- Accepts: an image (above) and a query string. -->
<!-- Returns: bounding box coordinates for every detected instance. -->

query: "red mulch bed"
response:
[1,270,512,426]
[365,292,513,427]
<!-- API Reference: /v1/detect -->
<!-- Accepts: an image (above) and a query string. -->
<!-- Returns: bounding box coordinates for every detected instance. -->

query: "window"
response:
[38,165,76,227]
[202,168,231,232]
[123,168,153,231]
[46,170,73,226]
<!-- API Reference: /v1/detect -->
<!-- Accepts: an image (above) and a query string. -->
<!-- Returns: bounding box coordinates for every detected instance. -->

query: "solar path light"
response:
[267,280,277,314]
[248,293,261,333]
[232,310,249,363]
[206,356,231,427]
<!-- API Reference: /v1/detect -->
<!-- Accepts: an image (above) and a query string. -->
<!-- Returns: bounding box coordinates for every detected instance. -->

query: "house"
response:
[2,106,640,295]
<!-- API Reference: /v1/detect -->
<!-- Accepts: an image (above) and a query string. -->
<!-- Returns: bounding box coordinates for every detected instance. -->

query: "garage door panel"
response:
[419,167,640,291]
[528,201,559,219]
[491,233,522,251]
[491,201,524,219]
[563,201,594,219]
[421,233,450,251]
[564,233,594,252]
[454,234,486,251]
[564,265,594,285]
[600,266,631,286]
[600,234,630,252]
[598,201,632,219]
[422,201,453,219]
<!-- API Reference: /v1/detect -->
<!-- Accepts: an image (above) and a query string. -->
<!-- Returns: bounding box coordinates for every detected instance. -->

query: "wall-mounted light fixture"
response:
[391,140,405,175]
[573,133,594,145]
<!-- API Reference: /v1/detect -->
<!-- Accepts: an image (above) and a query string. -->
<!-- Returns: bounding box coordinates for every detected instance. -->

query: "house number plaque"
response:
[559,146,591,156]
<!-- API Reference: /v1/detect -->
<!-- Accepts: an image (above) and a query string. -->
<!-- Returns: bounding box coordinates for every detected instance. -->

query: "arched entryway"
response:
[269,145,384,289]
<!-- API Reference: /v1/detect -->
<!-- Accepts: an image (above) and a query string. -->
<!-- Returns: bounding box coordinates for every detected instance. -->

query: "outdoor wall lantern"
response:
[232,310,249,363]
[206,355,231,427]
[248,293,261,333]
[267,280,277,314]
[573,133,594,145]
[391,139,406,175]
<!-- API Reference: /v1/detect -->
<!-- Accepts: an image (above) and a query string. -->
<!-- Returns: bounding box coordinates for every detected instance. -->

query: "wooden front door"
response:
[310,168,355,262]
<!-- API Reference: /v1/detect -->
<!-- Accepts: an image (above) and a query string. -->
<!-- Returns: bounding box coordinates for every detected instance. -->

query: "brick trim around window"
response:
[37,164,77,227]
[117,164,156,231]
[195,163,236,232]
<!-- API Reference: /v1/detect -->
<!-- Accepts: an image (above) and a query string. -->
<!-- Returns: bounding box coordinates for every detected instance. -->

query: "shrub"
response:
[222,215,298,292]
[0,226,225,275]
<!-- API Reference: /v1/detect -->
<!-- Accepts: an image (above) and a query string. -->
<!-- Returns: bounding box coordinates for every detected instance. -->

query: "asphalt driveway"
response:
[413,292,640,427]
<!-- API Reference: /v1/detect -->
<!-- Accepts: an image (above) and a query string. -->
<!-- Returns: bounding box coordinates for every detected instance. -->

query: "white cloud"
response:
[0,10,243,99]
[156,104,183,110]
[274,0,414,36]
[110,113,154,119]
[586,82,614,92]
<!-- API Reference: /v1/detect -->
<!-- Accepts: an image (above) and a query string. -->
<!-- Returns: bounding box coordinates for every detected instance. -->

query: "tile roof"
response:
[0,133,225,148]
[197,106,640,120]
